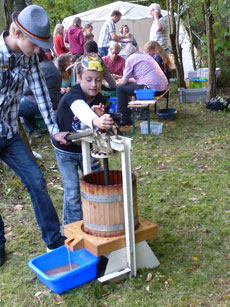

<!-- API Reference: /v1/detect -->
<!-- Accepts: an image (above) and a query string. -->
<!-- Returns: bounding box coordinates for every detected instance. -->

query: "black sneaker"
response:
[47,236,66,251]
[0,249,6,267]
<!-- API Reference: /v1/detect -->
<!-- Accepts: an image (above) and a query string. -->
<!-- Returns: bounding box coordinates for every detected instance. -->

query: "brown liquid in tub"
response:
[44,263,80,277]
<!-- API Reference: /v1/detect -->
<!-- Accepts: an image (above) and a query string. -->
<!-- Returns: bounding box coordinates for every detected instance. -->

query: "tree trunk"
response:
[167,0,185,88]
[187,8,196,70]
[13,0,28,11]
[0,0,28,32]
[204,0,216,100]
[0,0,14,32]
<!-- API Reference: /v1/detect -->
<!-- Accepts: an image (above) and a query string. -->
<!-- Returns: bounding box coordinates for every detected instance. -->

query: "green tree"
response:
[33,0,76,28]
[0,0,14,32]
[182,0,230,86]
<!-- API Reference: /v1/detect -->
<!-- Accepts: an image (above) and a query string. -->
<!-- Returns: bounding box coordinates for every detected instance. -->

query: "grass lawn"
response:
[1,85,230,306]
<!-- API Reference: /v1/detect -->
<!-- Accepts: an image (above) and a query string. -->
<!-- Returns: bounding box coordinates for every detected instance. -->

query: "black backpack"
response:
[206,96,230,111]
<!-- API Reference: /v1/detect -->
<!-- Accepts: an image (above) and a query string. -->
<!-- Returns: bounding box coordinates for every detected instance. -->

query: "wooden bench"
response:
[128,89,169,135]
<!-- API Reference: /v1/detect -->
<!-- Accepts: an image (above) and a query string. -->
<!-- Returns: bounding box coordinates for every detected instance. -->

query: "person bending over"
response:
[0,5,68,266]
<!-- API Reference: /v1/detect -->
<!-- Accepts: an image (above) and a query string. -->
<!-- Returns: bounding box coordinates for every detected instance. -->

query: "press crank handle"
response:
[64,130,94,142]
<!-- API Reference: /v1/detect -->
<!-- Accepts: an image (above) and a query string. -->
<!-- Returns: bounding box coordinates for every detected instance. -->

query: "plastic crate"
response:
[28,246,99,294]
[140,121,163,135]
[178,87,207,103]
[189,78,208,88]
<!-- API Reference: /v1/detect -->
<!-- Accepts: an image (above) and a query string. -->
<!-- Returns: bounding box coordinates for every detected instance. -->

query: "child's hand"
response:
[61,87,70,94]
[92,103,105,116]
[93,114,114,130]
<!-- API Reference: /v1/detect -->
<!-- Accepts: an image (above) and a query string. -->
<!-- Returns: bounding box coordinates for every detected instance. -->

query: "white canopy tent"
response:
[62,1,193,77]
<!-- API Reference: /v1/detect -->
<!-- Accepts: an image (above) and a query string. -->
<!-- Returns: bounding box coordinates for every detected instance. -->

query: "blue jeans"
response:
[99,47,109,57]
[19,97,40,135]
[54,148,100,233]
[0,134,61,250]
[117,83,145,121]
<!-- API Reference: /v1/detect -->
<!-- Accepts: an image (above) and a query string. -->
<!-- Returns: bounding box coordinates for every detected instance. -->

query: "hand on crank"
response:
[93,114,114,130]
[53,131,70,145]
[91,103,105,116]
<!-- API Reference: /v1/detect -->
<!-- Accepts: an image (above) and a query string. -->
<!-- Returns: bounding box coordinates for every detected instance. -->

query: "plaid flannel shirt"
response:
[0,31,59,139]
[98,18,116,48]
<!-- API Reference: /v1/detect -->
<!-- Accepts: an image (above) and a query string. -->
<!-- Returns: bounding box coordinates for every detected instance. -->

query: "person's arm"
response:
[79,30,85,46]
[64,30,69,44]
[70,99,113,130]
[103,63,116,89]
[154,10,163,32]
[60,36,69,52]
[116,77,129,85]
[110,31,130,42]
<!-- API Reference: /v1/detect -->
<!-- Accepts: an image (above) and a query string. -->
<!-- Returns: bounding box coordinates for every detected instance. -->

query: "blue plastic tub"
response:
[156,108,177,120]
[109,97,118,112]
[134,89,155,100]
[28,246,99,294]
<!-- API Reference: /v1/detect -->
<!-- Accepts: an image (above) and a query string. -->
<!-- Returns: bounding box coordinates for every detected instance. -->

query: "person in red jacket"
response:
[65,17,85,57]
[53,24,69,56]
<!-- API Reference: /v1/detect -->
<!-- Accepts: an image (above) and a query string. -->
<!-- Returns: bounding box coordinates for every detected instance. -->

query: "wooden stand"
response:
[64,217,158,256]
[64,217,159,282]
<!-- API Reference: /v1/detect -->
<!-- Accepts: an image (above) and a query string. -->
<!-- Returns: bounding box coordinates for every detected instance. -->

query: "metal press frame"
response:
[80,134,159,282]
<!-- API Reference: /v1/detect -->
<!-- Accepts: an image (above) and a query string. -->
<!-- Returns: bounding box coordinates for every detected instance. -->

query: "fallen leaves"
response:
[189,263,200,271]
[14,204,24,211]
[138,178,145,182]
[146,273,152,282]
[134,165,142,171]
[181,181,189,186]
[53,293,65,304]
[35,291,42,297]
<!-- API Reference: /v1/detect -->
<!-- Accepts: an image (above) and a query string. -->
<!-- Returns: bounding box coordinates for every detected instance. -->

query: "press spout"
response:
[65,234,84,252]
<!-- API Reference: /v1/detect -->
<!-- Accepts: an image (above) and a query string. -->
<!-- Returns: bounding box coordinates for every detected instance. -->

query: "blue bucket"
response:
[156,108,177,120]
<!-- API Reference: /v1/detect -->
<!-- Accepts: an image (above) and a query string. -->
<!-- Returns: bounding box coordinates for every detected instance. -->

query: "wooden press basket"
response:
[80,170,139,237]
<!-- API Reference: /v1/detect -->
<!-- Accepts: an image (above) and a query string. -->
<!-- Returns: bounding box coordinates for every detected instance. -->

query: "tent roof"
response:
[62,1,152,28]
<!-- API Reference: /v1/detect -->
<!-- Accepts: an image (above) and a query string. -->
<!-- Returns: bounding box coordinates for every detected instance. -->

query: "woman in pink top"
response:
[102,41,125,79]
[53,24,69,56]
[65,17,85,56]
